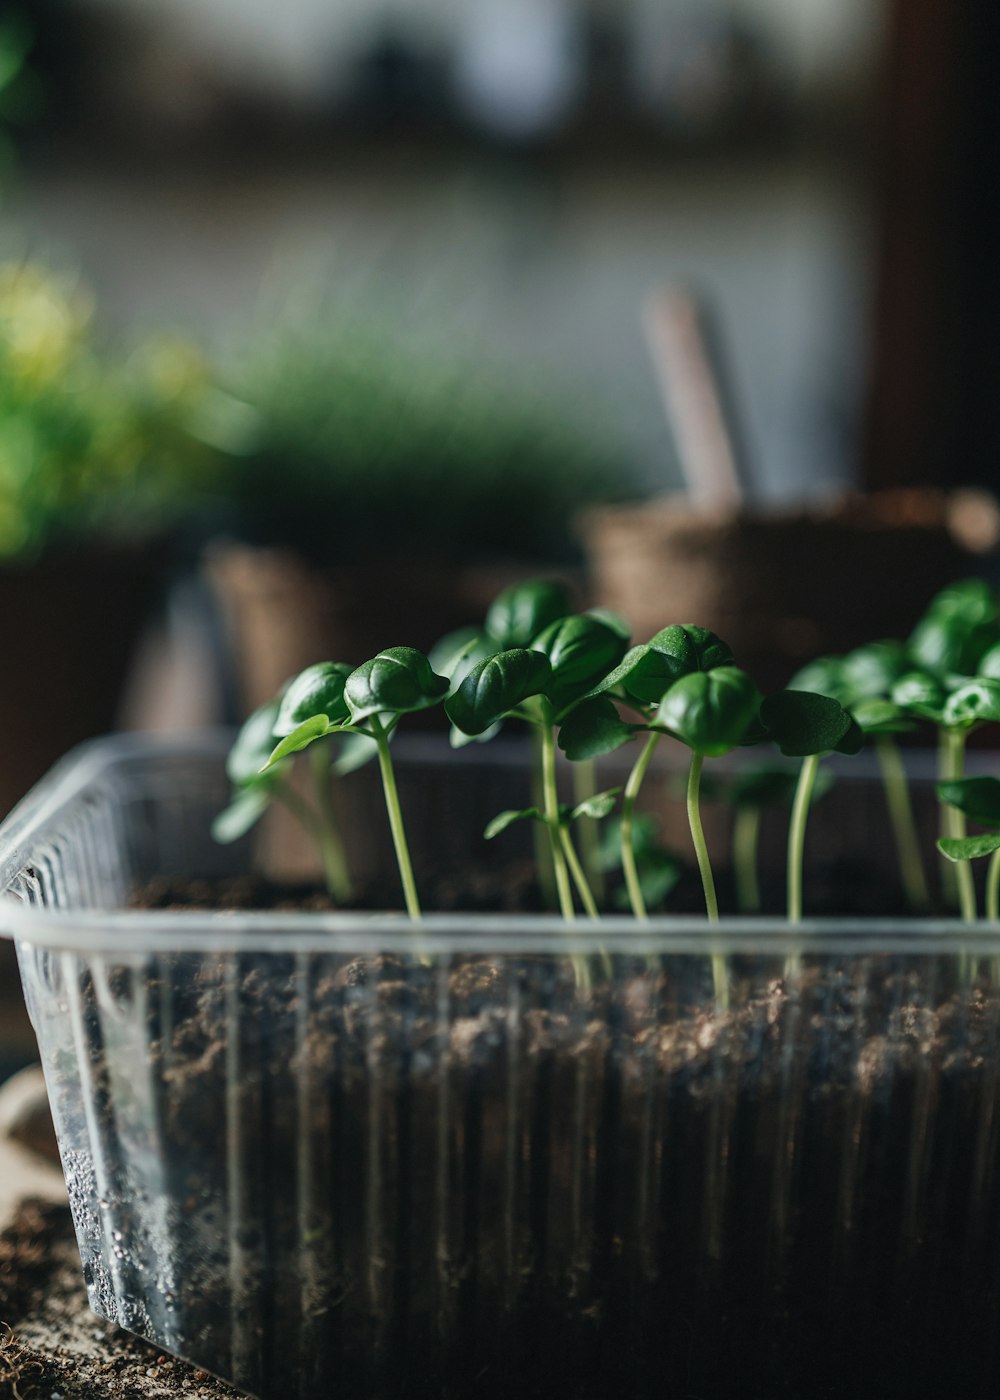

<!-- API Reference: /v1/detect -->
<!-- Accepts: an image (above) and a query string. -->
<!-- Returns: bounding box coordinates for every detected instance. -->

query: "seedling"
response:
[892,673,1000,920]
[791,645,927,910]
[560,625,737,921]
[446,611,629,920]
[706,766,835,914]
[264,648,449,919]
[758,690,863,922]
[936,778,1000,921]
[214,694,357,903]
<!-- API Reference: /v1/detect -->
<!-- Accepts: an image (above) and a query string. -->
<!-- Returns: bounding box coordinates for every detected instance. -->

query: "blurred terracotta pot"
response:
[580,488,1000,691]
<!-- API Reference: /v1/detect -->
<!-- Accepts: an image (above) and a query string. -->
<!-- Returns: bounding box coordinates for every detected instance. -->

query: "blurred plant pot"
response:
[580,488,1000,691]
[204,541,579,714]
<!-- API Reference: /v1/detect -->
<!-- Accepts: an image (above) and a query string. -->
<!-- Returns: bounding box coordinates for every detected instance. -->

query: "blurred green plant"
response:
[221,314,636,564]
[0,261,240,560]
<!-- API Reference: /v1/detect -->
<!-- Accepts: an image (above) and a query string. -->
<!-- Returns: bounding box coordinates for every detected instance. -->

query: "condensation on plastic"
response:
[3,734,1000,1399]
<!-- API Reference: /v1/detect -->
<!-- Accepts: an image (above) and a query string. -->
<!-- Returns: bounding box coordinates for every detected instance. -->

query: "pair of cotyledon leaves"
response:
[937,777,1000,864]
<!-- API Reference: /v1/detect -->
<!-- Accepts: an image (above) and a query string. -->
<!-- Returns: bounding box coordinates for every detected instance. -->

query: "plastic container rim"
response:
[1,729,998,958]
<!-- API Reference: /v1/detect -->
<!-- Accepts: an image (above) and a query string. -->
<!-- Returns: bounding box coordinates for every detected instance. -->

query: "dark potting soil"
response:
[56,868,1000,1400]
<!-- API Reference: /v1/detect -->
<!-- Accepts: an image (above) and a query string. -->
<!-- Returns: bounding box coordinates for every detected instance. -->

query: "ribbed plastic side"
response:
[6,738,1000,1398]
[16,934,1000,1399]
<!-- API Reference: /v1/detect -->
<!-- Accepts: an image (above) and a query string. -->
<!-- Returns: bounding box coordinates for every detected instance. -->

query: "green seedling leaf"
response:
[485,578,572,648]
[840,641,910,702]
[787,656,849,702]
[657,666,761,757]
[891,671,947,723]
[429,627,493,690]
[585,607,631,639]
[532,614,629,712]
[599,813,660,867]
[979,643,1000,681]
[938,833,1000,862]
[613,850,685,911]
[484,806,541,840]
[835,716,865,756]
[263,713,335,769]
[759,690,853,757]
[629,624,734,703]
[211,787,272,844]
[927,578,997,624]
[446,647,552,735]
[942,678,1000,731]
[570,787,621,821]
[273,661,352,737]
[936,777,1000,827]
[346,647,449,723]
[557,696,636,760]
[849,698,916,735]
[909,580,1000,678]
[226,698,285,788]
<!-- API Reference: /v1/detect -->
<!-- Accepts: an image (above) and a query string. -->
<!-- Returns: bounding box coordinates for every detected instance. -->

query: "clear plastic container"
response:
[2,732,1000,1399]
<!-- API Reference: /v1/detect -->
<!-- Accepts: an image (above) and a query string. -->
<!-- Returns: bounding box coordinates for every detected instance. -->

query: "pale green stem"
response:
[943,728,977,923]
[560,823,611,982]
[540,724,576,922]
[274,781,352,903]
[621,732,661,920]
[687,752,727,1007]
[687,752,719,921]
[938,729,959,906]
[874,733,929,912]
[787,753,821,924]
[733,805,762,914]
[309,742,353,904]
[987,849,1000,923]
[573,759,605,906]
[560,824,599,919]
[531,727,558,910]
[371,718,422,922]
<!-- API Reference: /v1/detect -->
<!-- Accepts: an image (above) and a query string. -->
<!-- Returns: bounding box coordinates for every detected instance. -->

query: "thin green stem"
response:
[560,824,600,919]
[943,728,977,923]
[371,718,422,922]
[541,723,576,921]
[787,753,821,924]
[621,732,661,920]
[573,759,605,907]
[733,805,762,914]
[987,849,1000,923]
[938,728,959,906]
[686,752,727,1007]
[687,752,718,922]
[531,727,558,910]
[309,742,353,903]
[874,734,929,912]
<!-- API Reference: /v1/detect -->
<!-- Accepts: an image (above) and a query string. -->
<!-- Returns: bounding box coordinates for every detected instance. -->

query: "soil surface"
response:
[0,1201,237,1399]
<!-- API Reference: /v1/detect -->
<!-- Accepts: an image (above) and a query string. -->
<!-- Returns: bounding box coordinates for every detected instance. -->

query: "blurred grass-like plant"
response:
[222,312,635,564]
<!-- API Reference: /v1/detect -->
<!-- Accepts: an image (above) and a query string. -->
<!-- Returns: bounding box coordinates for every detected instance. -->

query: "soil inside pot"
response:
[75,865,999,1400]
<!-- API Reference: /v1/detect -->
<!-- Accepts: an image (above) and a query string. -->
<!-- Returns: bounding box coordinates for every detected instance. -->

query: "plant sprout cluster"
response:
[215,576,1000,942]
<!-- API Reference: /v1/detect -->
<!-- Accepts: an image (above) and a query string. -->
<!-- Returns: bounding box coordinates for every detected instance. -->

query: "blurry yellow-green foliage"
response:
[0,262,230,560]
